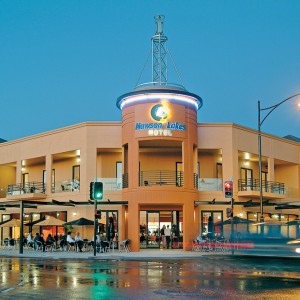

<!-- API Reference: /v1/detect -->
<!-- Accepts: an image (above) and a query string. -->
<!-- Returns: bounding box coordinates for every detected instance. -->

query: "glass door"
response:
[146,211,160,248]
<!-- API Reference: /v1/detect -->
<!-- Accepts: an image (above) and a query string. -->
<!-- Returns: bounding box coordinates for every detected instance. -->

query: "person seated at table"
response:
[39,233,46,252]
[67,231,75,250]
[98,233,109,253]
[74,232,84,252]
[46,233,55,250]
[26,232,34,248]
[8,236,15,248]
[34,233,41,250]
[196,232,204,245]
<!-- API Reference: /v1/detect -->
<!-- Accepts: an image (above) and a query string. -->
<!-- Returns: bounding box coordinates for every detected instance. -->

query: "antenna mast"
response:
[152,15,168,85]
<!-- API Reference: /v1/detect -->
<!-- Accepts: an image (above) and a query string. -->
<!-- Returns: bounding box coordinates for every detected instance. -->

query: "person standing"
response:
[164,225,171,249]
[160,225,166,248]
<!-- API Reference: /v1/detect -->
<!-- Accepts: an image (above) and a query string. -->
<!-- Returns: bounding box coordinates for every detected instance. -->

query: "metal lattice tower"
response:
[152,15,168,85]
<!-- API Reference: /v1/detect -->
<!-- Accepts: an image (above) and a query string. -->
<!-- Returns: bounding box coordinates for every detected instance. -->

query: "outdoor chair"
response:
[59,239,67,251]
[67,242,75,251]
[35,241,43,251]
[119,239,130,252]
[192,240,200,251]
[45,242,54,252]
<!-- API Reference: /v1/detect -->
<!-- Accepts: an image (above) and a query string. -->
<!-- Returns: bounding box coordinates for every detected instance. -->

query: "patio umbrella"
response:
[286,219,300,226]
[35,216,65,226]
[215,216,254,226]
[63,217,94,226]
[63,217,100,239]
[0,219,20,227]
[0,219,21,240]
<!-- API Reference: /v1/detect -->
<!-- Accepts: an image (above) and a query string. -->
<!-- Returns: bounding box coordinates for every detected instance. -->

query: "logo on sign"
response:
[150,104,170,122]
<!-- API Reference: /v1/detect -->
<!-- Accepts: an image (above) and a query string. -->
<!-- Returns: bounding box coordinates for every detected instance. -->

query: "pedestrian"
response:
[208,216,214,239]
[160,225,166,248]
[164,225,171,249]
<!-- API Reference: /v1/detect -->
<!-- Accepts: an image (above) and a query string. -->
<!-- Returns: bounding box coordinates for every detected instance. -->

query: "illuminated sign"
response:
[150,104,170,121]
[135,103,185,136]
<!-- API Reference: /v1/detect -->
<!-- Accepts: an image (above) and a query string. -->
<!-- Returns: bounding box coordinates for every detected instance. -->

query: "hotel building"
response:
[0,16,299,252]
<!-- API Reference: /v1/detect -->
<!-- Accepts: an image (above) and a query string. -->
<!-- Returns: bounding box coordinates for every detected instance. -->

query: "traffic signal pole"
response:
[92,180,98,257]
[231,197,234,255]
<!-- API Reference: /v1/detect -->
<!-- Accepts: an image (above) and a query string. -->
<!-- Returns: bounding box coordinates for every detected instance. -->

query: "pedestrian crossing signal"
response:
[95,209,102,219]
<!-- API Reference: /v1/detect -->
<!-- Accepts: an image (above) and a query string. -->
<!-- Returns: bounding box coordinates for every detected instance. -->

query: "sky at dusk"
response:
[1,0,300,141]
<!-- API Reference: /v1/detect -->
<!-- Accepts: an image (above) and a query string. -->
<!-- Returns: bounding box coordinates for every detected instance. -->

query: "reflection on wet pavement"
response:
[0,256,299,299]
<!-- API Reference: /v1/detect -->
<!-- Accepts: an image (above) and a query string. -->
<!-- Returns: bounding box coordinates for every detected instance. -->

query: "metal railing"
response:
[198,178,223,191]
[122,173,129,189]
[139,170,184,187]
[53,179,80,193]
[95,178,122,191]
[238,179,285,194]
[7,181,46,196]
[194,173,199,189]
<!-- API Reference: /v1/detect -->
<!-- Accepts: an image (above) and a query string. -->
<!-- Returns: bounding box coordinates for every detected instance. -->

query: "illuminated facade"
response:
[0,16,299,251]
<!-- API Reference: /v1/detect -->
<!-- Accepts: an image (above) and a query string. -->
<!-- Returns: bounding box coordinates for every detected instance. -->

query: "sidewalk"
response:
[0,247,207,260]
[0,248,298,260]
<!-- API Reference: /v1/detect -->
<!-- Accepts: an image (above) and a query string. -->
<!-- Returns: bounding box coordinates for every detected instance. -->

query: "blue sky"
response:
[1,0,300,141]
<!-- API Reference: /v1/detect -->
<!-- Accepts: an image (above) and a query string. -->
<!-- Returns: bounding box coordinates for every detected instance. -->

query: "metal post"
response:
[258,100,264,223]
[231,197,234,255]
[19,201,24,254]
[93,198,98,257]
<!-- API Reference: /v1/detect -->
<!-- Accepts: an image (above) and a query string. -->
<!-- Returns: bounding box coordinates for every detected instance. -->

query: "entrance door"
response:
[146,211,160,248]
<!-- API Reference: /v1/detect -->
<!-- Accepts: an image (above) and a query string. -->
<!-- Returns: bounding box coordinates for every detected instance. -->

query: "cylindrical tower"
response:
[116,16,203,251]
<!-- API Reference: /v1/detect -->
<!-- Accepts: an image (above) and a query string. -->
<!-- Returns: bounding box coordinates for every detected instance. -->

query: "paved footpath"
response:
[1,247,299,260]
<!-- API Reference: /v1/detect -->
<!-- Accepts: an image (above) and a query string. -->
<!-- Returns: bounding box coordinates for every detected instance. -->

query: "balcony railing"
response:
[96,178,122,191]
[7,181,46,196]
[198,178,223,191]
[53,179,80,193]
[139,170,184,187]
[194,173,199,189]
[238,179,285,194]
[123,173,129,189]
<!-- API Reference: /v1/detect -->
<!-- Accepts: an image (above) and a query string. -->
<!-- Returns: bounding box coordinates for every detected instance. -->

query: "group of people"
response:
[92,232,110,253]
[29,232,56,252]
[160,225,171,249]
[66,231,84,252]
[24,231,85,252]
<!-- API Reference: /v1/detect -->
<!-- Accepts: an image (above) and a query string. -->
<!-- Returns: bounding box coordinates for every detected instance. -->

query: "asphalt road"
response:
[0,256,299,299]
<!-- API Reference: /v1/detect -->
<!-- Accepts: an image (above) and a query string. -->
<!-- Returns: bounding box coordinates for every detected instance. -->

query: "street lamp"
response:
[258,93,300,222]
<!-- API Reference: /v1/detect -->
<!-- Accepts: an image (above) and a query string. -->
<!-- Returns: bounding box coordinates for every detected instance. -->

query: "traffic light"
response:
[224,181,233,198]
[95,209,102,219]
[90,182,103,200]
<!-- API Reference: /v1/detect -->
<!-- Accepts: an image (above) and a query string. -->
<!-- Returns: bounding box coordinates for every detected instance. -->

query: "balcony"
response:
[6,181,47,200]
[238,179,285,199]
[139,170,184,187]
[96,178,122,191]
[53,179,80,193]
[198,178,223,191]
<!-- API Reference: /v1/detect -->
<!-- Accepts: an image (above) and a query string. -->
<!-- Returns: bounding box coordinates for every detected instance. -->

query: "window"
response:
[201,211,223,237]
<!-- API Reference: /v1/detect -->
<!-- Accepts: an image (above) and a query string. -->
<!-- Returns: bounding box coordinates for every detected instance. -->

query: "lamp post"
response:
[258,93,300,222]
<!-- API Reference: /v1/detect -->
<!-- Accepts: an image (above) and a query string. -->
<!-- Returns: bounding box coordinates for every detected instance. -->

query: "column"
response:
[45,155,52,194]
[183,200,195,251]
[267,157,274,181]
[127,201,139,252]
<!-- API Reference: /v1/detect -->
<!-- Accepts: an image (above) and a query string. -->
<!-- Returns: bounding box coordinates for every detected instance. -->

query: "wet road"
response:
[0,256,299,299]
